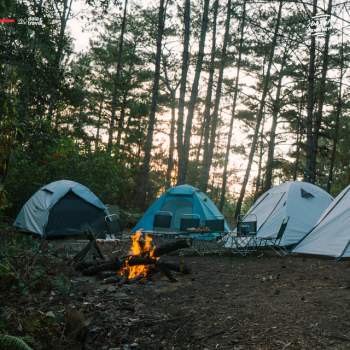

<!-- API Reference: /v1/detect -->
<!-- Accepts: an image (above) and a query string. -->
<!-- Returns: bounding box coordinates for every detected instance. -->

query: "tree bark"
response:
[176,0,191,184]
[178,0,210,183]
[304,0,317,182]
[107,0,128,154]
[199,0,219,191]
[219,0,246,210]
[201,0,231,192]
[263,48,287,192]
[309,0,332,182]
[136,0,166,208]
[234,0,283,219]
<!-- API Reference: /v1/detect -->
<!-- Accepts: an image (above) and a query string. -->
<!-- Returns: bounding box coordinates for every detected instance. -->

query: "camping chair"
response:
[180,214,201,232]
[229,214,258,256]
[258,216,290,256]
[153,211,173,232]
[186,218,227,256]
[204,218,225,233]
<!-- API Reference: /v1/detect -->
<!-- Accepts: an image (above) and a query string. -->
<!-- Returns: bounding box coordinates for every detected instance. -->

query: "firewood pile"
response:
[75,232,192,284]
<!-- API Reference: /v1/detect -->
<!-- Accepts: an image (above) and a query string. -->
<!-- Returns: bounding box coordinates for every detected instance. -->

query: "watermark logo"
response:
[0,17,43,26]
[0,19,16,23]
[309,14,331,37]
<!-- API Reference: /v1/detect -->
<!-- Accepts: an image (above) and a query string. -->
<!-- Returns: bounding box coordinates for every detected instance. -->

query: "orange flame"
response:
[119,231,157,280]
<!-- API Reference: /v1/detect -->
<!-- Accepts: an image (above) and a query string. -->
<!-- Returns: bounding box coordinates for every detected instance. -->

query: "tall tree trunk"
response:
[200,0,219,191]
[201,0,231,192]
[116,89,129,150]
[326,84,342,193]
[162,58,180,188]
[195,120,205,163]
[327,29,344,192]
[263,49,287,191]
[219,0,246,210]
[166,90,176,187]
[116,45,136,151]
[310,0,332,182]
[234,0,283,219]
[304,0,317,182]
[293,94,305,181]
[22,0,43,124]
[254,117,265,199]
[47,0,73,122]
[95,94,104,151]
[136,0,166,208]
[107,0,128,154]
[176,0,191,184]
[178,0,210,183]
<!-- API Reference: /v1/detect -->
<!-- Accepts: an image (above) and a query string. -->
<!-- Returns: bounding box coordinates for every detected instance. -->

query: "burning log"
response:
[77,232,192,283]
[79,258,190,275]
[127,256,156,266]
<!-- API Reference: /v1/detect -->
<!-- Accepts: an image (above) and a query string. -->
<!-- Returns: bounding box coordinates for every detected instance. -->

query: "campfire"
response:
[119,231,159,280]
[76,231,192,283]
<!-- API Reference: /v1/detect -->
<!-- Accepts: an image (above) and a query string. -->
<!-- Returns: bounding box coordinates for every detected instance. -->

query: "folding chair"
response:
[229,214,258,256]
[258,216,290,256]
[153,211,173,232]
[204,218,225,233]
[180,214,200,232]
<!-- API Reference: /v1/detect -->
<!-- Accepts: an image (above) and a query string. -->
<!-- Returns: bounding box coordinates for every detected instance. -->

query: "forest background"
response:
[1,0,349,224]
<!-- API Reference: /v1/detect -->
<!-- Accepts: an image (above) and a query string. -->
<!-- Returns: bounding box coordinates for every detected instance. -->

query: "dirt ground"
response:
[2,235,350,350]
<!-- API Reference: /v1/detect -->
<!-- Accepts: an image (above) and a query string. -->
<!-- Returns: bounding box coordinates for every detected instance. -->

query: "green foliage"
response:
[0,335,33,350]
[5,141,136,216]
[51,274,71,297]
[0,234,45,296]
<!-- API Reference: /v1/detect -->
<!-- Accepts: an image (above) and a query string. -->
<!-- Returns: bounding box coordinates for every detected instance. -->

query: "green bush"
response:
[0,335,33,350]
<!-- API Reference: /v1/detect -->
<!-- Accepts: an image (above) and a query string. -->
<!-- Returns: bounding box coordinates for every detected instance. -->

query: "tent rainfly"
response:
[14,180,110,238]
[132,184,230,234]
[293,185,350,259]
[225,181,333,247]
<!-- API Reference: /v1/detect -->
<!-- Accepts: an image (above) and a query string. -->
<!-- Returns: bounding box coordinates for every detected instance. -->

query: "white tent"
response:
[293,185,350,258]
[14,180,109,238]
[225,181,333,247]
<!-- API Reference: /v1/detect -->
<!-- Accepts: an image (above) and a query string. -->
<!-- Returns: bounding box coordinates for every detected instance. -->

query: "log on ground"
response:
[152,239,191,257]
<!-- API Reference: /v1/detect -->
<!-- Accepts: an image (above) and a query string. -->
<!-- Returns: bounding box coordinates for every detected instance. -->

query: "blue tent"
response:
[132,185,229,238]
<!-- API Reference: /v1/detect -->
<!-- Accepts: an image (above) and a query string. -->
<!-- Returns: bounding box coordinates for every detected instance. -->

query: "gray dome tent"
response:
[14,180,110,238]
